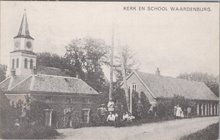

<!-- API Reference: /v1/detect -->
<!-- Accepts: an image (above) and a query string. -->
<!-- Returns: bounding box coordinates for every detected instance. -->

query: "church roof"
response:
[0,78,10,91]
[14,11,34,40]
[126,71,218,101]
[0,74,99,95]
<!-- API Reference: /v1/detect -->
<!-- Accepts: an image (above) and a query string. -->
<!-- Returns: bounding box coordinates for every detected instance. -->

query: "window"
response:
[12,59,15,69]
[16,58,19,68]
[66,97,72,103]
[85,98,92,104]
[87,99,91,104]
[83,98,92,104]
[81,109,90,123]
[128,86,130,93]
[45,96,52,102]
[132,84,137,92]
[30,59,33,69]
[24,58,28,68]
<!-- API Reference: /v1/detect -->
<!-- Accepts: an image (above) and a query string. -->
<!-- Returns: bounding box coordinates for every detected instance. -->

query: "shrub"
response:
[0,124,59,139]
[28,101,51,125]
[157,95,196,119]
[157,99,174,120]
[0,90,18,130]
[112,88,128,112]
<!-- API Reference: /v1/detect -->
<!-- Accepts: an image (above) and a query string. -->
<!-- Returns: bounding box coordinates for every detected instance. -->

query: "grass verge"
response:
[180,123,219,140]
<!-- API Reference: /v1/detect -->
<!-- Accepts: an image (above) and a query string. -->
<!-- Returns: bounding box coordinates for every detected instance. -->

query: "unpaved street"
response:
[57,116,218,140]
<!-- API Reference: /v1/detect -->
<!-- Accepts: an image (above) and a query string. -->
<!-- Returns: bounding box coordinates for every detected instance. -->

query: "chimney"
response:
[155,67,160,76]
[11,69,16,77]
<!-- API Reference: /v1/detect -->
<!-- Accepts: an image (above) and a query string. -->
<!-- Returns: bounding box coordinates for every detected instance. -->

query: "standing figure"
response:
[98,104,107,124]
[176,104,184,118]
[14,119,20,128]
[107,100,115,112]
[187,107,192,118]
[174,105,178,117]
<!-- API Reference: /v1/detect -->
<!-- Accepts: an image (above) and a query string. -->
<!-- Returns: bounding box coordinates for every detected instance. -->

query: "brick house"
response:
[121,69,219,116]
[0,11,100,127]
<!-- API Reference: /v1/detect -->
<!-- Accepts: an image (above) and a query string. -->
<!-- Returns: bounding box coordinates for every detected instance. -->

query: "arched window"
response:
[12,59,15,69]
[24,58,28,69]
[16,58,19,68]
[30,59,33,69]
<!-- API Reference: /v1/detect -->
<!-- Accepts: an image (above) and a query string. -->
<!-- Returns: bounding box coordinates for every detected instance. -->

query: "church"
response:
[0,11,100,128]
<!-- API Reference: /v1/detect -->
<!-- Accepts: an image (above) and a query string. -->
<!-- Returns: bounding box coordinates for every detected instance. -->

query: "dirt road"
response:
[57,116,218,140]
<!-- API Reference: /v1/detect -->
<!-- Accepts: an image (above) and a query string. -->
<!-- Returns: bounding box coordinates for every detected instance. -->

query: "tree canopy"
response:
[65,37,109,92]
[0,64,7,82]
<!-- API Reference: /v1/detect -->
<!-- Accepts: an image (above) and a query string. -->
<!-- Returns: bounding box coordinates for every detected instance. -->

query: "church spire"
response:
[14,9,34,40]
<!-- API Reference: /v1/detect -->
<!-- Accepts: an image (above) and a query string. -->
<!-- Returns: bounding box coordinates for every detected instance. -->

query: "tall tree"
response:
[65,37,109,92]
[0,64,7,82]
[65,39,86,79]
[37,52,75,76]
[177,72,219,97]
[37,52,69,69]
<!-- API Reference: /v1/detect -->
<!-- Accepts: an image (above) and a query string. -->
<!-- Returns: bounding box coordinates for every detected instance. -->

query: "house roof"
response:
[0,74,99,95]
[129,71,218,101]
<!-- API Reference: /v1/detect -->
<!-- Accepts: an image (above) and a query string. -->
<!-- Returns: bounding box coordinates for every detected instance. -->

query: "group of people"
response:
[174,104,191,118]
[106,112,118,125]
[106,112,135,122]
[97,101,135,126]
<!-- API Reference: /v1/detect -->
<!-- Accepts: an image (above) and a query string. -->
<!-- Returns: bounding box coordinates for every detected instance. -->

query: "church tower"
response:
[10,10,37,76]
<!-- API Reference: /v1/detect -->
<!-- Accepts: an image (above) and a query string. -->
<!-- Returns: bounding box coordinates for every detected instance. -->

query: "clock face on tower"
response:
[26,41,32,49]
[15,41,20,49]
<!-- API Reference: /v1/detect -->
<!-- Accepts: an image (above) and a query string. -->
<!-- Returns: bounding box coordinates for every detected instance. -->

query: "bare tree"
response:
[114,46,139,84]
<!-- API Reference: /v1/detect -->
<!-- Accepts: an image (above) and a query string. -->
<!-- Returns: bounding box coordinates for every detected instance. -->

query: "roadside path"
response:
[57,116,218,140]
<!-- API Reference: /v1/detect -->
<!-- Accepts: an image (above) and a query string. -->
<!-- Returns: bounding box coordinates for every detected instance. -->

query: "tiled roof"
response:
[0,75,31,91]
[11,76,32,92]
[0,74,99,95]
[32,75,98,94]
[0,78,10,91]
[132,71,218,101]
[10,75,30,89]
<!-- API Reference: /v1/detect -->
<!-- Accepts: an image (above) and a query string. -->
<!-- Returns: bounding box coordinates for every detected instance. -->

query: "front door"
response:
[82,109,90,124]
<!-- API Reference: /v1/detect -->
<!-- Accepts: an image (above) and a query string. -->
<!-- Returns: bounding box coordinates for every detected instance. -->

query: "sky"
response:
[0,1,219,79]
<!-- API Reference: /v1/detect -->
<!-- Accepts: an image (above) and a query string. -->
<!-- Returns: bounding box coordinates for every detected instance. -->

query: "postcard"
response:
[0,1,219,140]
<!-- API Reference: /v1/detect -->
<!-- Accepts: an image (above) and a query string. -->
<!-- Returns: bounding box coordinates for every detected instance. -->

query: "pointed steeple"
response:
[14,9,34,40]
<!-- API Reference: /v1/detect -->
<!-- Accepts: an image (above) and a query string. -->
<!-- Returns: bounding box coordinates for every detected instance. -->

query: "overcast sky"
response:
[0,2,219,79]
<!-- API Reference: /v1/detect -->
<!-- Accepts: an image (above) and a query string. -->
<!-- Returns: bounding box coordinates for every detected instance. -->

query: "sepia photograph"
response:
[0,1,219,140]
